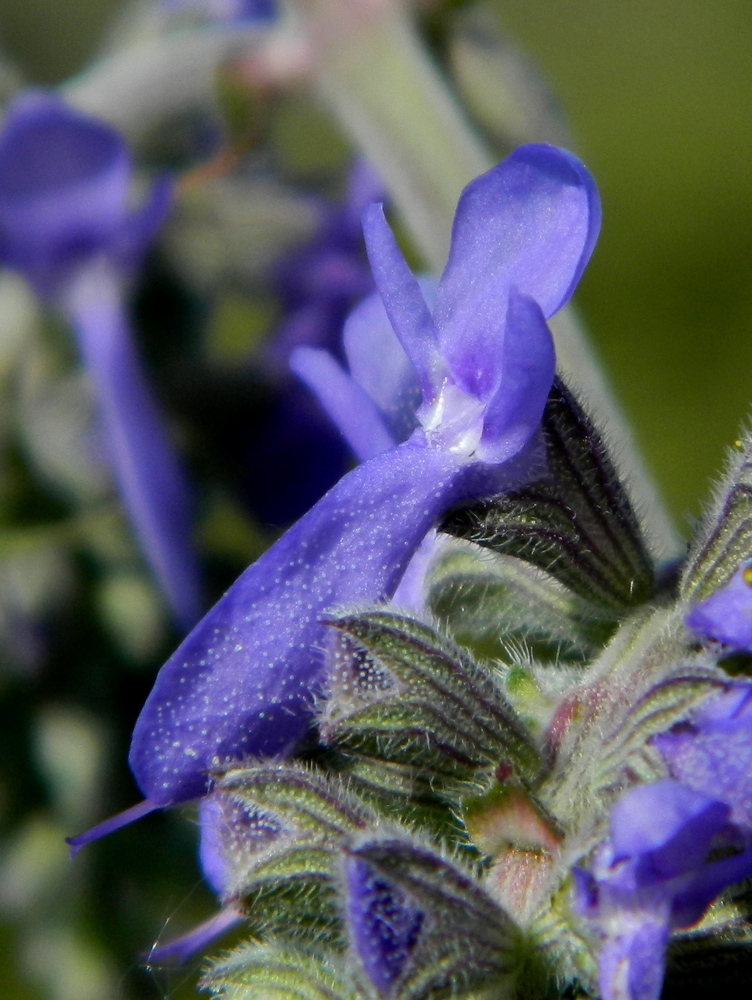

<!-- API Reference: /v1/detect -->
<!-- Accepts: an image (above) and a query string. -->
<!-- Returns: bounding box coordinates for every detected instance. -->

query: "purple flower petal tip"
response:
[290,346,395,461]
[434,144,600,400]
[687,563,752,651]
[66,799,162,858]
[346,855,424,995]
[146,907,243,966]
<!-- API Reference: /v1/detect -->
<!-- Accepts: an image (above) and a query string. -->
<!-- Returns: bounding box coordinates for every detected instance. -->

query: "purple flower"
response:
[573,780,752,1000]
[161,0,276,22]
[0,93,200,627]
[126,143,599,809]
[687,563,752,651]
[345,855,424,996]
[654,681,752,828]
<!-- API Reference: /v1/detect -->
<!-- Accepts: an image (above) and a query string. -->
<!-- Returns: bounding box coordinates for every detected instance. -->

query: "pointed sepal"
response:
[442,378,655,614]
[216,763,374,841]
[339,754,468,847]
[319,609,540,786]
[204,764,379,946]
[344,833,524,1000]
[426,540,616,665]
[202,940,356,1000]
[682,424,752,606]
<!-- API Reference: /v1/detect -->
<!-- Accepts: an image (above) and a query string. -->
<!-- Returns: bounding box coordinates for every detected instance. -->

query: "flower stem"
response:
[64,260,202,628]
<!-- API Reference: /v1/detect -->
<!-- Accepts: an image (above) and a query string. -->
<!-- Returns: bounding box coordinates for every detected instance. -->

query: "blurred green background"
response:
[1,1,752,998]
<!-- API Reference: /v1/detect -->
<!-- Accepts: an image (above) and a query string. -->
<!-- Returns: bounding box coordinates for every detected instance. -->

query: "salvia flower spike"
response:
[128,143,600,808]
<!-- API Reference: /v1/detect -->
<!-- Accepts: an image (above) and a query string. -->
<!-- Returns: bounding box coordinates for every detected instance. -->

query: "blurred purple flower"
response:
[0,93,200,626]
[687,563,752,651]
[266,161,381,373]
[238,161,382,526]
[124,143,599,810]
[161,0,276,22]
[573,780,752,1000]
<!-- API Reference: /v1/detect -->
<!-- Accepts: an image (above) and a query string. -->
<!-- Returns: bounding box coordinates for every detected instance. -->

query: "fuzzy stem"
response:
[64,260,201,628]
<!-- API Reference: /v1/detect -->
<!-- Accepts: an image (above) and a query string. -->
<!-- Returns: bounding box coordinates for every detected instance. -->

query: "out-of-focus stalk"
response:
[287,0,489,265]
[62,21,280,137]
